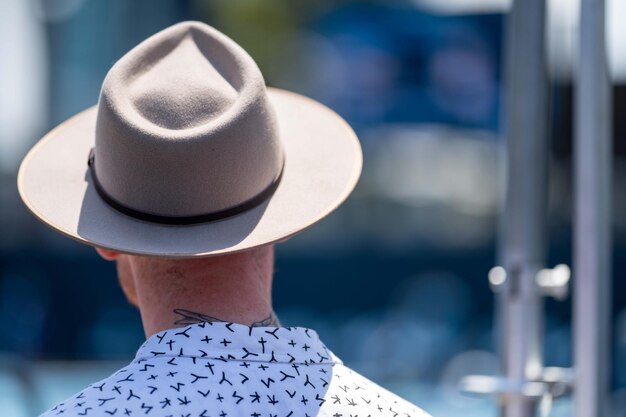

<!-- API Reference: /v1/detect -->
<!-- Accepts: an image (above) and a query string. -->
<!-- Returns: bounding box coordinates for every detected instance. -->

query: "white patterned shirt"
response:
[41,322,431,417]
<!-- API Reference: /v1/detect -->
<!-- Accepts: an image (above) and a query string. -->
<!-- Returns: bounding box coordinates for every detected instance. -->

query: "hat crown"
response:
[130,33,238,130]
[93,21,283,220]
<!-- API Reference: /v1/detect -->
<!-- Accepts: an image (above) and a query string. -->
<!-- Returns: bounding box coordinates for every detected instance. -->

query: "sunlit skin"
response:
[95,245,277,338]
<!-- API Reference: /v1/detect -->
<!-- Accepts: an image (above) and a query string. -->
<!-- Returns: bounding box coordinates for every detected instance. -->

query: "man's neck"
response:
[127,246,278,337]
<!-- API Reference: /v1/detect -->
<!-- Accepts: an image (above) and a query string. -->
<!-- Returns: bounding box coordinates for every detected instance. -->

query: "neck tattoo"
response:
[173,308,280,327]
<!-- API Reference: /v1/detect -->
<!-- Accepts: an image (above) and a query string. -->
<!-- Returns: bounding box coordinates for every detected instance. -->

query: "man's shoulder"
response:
[39,353,432,417]
[330,363,432,417]
[39,362,139,417]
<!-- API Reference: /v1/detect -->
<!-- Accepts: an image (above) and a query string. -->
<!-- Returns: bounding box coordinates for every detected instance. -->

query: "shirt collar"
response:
[134,322,339,365]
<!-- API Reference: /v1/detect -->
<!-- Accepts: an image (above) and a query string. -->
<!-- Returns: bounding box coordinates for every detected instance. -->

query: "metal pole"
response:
[499,0,549,416]
[574,0,612,415]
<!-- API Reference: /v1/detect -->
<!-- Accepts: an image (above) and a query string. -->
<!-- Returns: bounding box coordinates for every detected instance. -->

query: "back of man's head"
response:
[96,245,277,337]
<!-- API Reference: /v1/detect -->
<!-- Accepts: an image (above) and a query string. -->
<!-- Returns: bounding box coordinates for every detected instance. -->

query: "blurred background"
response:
[1,0,626,416]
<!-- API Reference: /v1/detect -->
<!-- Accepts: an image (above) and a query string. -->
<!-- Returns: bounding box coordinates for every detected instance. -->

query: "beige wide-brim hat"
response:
[18,21,362,258]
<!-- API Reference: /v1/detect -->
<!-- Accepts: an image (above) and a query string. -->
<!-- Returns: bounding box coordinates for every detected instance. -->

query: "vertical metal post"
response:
[499,0,549,416]
[574,0,612,415]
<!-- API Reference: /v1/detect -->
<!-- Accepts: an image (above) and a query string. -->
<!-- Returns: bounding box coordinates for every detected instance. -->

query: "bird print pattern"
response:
[41,322,431,417]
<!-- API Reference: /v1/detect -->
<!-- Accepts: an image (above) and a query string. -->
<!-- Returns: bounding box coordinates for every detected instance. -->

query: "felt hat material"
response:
[18,21,362,257]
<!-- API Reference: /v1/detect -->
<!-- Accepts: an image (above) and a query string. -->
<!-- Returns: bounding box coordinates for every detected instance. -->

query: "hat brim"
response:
[18,88,362,257]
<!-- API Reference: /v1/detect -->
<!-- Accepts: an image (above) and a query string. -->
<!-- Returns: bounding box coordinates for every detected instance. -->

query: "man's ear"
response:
[95,247,121,261]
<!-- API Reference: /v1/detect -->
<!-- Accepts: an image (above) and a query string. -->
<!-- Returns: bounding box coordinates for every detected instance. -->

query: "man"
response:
[19,21,430,416]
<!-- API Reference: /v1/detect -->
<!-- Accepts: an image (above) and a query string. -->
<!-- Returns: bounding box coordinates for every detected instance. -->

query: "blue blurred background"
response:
[2,0,626,416]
